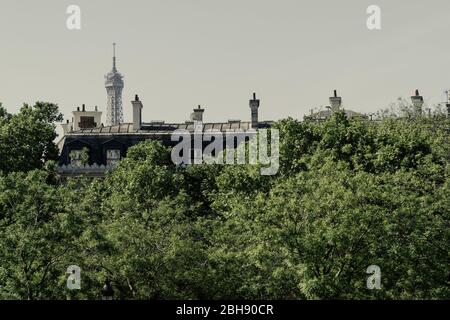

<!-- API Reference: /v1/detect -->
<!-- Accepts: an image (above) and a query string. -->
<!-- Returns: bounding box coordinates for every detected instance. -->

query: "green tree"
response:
[74,141,211,299]
[0,170,80,299]
[1,100,448,300]
[0,102,63,173]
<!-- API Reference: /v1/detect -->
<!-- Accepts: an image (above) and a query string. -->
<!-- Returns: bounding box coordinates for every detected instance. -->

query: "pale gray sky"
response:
[1,0,450,129]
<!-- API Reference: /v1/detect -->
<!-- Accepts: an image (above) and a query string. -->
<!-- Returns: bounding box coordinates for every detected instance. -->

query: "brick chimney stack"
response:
[411,89,424,114]
[329,90,342,111]
[190,105,205,122]
[131,94,143,131]
[61,119,72,134]
[249,92,260,129]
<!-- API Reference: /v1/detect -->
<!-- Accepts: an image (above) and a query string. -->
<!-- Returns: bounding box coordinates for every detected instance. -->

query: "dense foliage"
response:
[0,102,448,299]
[0,102,62,173]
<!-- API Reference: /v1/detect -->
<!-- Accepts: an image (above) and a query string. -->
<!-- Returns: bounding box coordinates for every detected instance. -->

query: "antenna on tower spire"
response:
[112,43,117,72]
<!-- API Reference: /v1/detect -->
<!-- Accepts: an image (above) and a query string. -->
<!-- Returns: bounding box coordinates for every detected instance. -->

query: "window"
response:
[79,116,96,129]
[69,150,83,167]
[106,149,121,166]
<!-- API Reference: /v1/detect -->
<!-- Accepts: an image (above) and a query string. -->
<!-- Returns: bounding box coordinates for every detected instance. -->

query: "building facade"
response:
[57,93,270,177]
[58,49,447,177]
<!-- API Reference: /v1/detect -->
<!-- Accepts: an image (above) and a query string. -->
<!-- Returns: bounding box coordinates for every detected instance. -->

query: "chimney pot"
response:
[82,104,85,112]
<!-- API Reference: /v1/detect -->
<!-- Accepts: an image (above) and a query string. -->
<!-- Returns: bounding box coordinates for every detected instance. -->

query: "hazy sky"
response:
[1,0,450,127]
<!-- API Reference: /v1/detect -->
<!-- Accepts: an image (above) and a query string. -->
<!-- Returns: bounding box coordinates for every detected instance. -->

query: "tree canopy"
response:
[0,102,448,299]
[0,102,63,173]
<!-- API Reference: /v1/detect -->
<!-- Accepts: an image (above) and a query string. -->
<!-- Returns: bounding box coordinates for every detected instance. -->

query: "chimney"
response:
[61,119,72,134]
[411,89,424,114]
[249,92,260,129]
[329,90,342,111]
[190,105,205,121]
[131,94,143,131]
[72,104,102,131]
